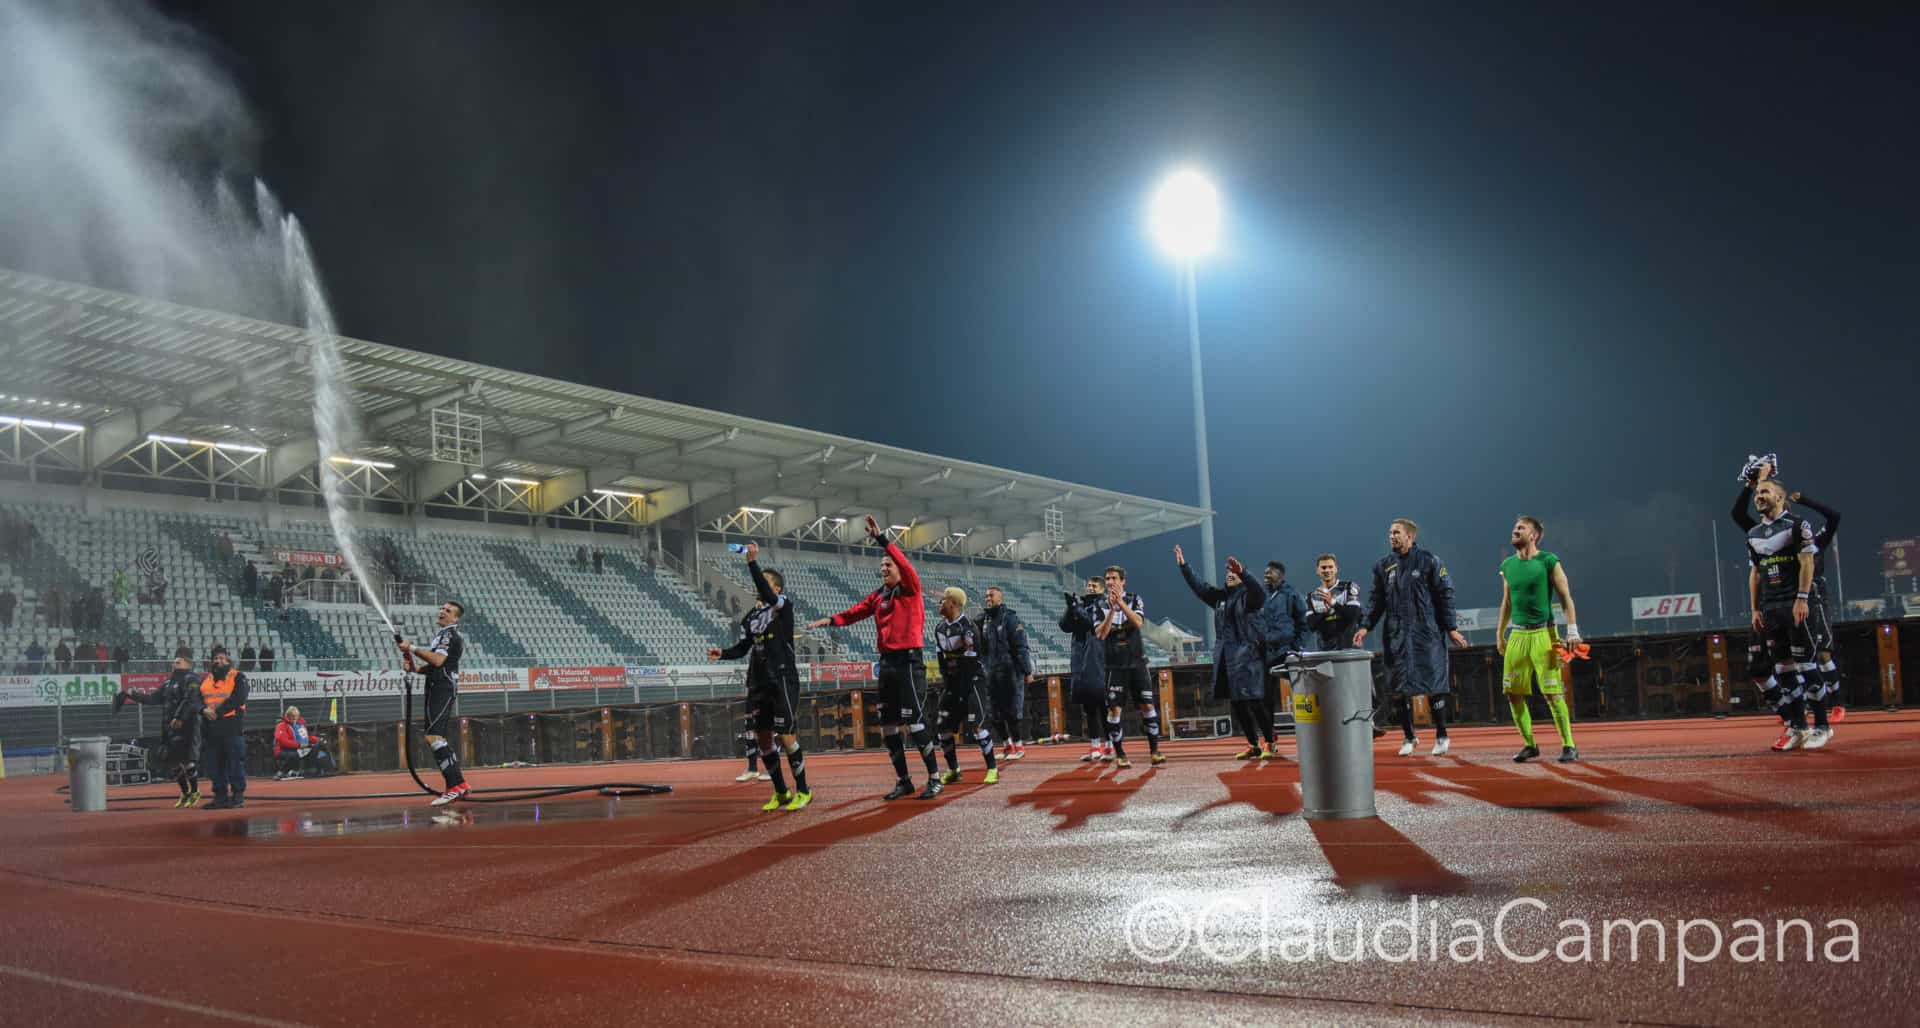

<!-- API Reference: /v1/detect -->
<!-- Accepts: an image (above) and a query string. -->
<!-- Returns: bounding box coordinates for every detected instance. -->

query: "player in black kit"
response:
[1742,478,1831,751]
[1734,460,1848,723]
[398,601,470,806]
[709,543,813,811]
[1095,565,1162,767]
[931,587,999,786]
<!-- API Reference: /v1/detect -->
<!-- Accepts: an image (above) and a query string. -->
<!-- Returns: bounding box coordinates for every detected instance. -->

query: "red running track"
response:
[1,714,1916,1026]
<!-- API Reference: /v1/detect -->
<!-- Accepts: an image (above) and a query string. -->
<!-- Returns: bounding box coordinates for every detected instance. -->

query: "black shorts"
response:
[1752,606,1816,677]
[937,673,989,735]
[749,675,802,734]
[1105,663,1154,709]
[876,649,928,727]
[423,681,457,739]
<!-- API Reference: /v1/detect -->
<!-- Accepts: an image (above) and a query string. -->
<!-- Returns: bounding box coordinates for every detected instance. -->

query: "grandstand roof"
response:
[0,268,1207,564]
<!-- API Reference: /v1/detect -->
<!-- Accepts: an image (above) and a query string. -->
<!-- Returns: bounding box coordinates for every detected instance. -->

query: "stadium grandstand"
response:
[0,267,1207,692]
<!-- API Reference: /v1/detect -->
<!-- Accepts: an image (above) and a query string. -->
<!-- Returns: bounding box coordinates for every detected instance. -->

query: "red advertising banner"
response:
[810,661,871,684]
[526,666,627,691]
[119,672,170,692]
[275,549,344,567]
[1882,539,1917,578]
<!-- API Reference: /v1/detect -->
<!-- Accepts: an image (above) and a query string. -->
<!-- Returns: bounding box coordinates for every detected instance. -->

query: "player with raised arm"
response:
[1094,564,1162,767]
[1497,516,1583,763]
[1743,478,1829,750]
[708,542,812,811]
[808,516,943,799]
[1176,545,1270,760]
[397,602,469,806]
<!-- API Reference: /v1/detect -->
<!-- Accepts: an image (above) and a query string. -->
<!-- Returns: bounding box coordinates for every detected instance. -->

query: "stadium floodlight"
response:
[470,473,488,480]
[329,455,397,470]
[592,487,646,500]
[740,506,775,515]
[1149,169,1221,261]
[1147,166,1224,648]
[890,524,910,531]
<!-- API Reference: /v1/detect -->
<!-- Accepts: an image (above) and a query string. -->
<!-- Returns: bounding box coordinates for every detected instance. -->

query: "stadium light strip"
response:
[329,455,397,470]
[3,415,85,432]
[740,506,775,515]
[146,434,265,454]
[497,476,537,487]
[593,488,646,500]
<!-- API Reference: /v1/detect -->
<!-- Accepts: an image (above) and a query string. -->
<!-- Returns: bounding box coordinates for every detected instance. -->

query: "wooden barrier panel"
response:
[1157,669,1176,722]
[1706,634,1732,713]
[599,708,614,759]
[336,724,351,772]
[458,718,473,762]
[850,690,866,750]
[678,703,692,757]
[1879,622,1902,707]
[1046,678,1063,738]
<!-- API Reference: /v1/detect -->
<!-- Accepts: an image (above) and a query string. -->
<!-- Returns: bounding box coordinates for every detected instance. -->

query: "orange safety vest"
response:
[200,672,244,718]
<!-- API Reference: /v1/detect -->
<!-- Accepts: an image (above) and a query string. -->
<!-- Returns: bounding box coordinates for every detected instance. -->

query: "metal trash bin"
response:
[1281,650,1377,820]
[68,735,110,813]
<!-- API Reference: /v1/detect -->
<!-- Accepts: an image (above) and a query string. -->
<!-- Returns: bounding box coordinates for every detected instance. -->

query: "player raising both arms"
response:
[809,516,944,799]
[709,542,812,811]
[1497,516,1582,763]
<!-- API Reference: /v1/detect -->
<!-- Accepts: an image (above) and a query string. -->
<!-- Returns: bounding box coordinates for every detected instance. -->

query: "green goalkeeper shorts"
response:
[1503,626,1563,697]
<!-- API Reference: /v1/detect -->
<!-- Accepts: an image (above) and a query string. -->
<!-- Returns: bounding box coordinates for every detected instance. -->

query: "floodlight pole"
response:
[1184,261,1218,651]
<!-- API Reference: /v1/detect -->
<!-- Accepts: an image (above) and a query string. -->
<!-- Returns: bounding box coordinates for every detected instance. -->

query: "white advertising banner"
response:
[1632,593,1704,621]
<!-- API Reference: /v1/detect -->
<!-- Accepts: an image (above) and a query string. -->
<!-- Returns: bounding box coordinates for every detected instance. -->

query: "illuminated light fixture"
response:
[830,517,848,524]
[951,531,968,538]
[889,524,909,531]
[470,473,488,480]
[497,476,537,487]
[1149,168,1222,260]
[329,455,396,470]
[148,434,191,445]
[4,415,84,432]
[592,487,646,500]
[212,440,266,454]
[740,506,775,515]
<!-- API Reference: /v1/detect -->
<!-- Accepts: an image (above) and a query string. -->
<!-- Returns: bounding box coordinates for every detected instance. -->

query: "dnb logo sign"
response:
[34,674,121,706]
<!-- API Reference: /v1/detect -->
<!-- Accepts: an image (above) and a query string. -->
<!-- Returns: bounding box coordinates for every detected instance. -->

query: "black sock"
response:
[177,768,192,795]
[783,740,810,793]
[884,733,909,780]
[1233,701,1258,746]
[1009,718,1025,746]
[1399,699,1416,740]
[1784,697,1808,731]
[431,741,466,788]
[1808,697,1830,730]
[1257,699,1277,744]
[761,746,789,794]
[940,734,960,771]
[1107,716,1127,758]
[1083,704,1104,742]
[745,747,759,772]
[977,729,996,769]
[910,725,939,775]
[1141,709,1161,754]
[1431,696,1449,739]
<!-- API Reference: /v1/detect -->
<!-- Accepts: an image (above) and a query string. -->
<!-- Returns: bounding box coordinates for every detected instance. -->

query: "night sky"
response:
[32,3,1920,633]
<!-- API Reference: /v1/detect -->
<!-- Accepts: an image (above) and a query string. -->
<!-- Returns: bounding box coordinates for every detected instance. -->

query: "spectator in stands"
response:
[259,642,275,672]
[44,583,63,629]
[88,587,105,631]
[240,642,257,672]
[111,566,131,604]
[0,585,13,629]
[54,638,73,671]
[174,638,192,661]
[69,593,85,634]
[111,641,129,672]
[216,530,234,564]
[274,705,317,779]
[241,559,258,599]
[25,638,46,671]
[575,545,589,570]
[91,640,108,670]
[593,549,604,574]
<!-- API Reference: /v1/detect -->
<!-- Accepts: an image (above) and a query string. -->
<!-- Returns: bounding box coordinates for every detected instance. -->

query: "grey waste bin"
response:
[1281,650,1377,820]
[68,735,109,813]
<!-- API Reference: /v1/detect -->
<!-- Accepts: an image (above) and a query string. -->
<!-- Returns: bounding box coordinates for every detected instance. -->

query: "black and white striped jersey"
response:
[933,615,982,680]
[1746,513,1817,609]
[425,624,463,689]
[1097,592,1148,669]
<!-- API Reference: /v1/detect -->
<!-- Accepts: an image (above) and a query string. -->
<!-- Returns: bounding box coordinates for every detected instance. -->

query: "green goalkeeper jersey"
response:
[1500,552,1559,627]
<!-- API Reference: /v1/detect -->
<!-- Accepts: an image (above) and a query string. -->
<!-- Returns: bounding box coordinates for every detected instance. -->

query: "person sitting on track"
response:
[273,706,332,779]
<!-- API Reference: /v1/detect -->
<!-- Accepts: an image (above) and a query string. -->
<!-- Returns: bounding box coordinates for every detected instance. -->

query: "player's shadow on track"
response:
[1543,759,1920,846]
[1171,763,1301,827]
[1305,816,1472,897]
[1375,757,1628,831]
[1005,765,1158,831]
[577,795,948,933]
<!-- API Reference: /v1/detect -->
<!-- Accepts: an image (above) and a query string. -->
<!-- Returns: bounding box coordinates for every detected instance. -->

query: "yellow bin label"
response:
[1292,691,1321,724]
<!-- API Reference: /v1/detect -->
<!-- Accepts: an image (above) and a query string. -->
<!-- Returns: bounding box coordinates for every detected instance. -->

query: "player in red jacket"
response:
[809,515,943,799]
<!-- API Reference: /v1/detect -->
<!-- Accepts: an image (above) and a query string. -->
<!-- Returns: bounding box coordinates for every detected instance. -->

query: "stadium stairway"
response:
[483,544,656,664]
[154,518,347,663]
[597,551,741,663]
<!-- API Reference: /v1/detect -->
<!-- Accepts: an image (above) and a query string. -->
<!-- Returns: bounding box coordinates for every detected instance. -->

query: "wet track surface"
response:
[2,714,1916,1026]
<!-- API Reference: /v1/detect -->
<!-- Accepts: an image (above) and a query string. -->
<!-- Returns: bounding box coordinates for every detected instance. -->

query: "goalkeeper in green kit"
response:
[1497,516,1583,763]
